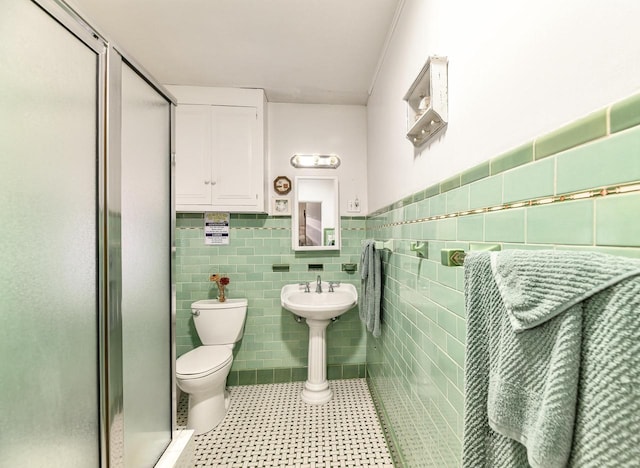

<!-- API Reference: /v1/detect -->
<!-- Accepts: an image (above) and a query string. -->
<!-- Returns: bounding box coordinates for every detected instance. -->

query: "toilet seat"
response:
[176,346,233,380]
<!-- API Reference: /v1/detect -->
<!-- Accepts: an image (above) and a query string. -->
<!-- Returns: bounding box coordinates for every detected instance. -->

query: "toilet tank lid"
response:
[176,346,233,375]
[191,298,248,310]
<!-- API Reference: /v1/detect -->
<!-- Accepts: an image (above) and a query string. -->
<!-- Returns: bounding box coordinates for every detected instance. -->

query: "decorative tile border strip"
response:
[177,214,366,220]
[369,181,640,229]
[176,226,366,231]
[176,226,289,231]
[176,226,291,231]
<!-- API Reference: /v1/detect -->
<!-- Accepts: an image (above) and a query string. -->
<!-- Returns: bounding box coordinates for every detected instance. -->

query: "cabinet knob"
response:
[204,180,210,185]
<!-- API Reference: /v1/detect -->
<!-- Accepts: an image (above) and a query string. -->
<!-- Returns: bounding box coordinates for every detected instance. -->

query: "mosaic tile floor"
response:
[178,379,394,467]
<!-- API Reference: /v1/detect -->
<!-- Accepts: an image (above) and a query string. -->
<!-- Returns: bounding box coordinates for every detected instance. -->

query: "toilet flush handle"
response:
[191,309,200,317]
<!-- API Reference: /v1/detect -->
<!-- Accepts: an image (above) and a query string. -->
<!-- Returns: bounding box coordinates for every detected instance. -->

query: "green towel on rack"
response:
[359,239,382,337]
[463,249,640,468]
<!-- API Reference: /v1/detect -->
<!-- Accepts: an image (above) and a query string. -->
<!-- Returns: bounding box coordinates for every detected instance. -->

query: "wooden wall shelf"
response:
[403,56,448,147]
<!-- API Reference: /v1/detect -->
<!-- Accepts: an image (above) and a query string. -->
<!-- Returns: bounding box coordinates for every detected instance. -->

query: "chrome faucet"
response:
[316,275,322,293]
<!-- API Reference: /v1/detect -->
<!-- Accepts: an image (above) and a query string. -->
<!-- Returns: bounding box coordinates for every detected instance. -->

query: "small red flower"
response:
[219,277,230,286]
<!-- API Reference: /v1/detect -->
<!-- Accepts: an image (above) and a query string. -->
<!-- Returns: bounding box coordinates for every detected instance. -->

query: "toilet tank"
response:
[191,298,248,345]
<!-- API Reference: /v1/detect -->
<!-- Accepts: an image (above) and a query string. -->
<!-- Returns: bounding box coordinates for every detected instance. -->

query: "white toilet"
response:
[176,298,248,435]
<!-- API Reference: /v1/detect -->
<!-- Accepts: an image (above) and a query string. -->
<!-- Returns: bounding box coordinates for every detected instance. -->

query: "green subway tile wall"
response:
[526,200,594,245]
[460,162,489,186]
[556,125,640,193]
[365,93,640,467]
[484,208,526,243]
[596,192,640,246]
[175,214,367,380]
[490,142,534,175]
[610,93,640,134]
[468,175,502,210]
[534,109,607,159]
[502,157,554,203]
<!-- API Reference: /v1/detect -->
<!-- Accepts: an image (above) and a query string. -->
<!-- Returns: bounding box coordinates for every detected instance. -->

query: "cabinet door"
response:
[210,105,260,208]
[175,105,212,205]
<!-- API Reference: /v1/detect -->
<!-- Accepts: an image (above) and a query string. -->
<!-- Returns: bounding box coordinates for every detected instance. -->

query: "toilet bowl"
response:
[176,346,233,434]
[176,298,247,435]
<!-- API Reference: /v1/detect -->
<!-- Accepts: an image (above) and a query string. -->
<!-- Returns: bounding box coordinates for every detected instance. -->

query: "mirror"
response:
[292,176,340,251]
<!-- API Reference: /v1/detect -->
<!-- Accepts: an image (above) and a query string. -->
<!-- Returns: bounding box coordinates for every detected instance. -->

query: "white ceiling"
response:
[68,0,401,105]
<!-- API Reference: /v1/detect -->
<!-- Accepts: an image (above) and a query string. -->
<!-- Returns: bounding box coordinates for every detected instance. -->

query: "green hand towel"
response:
[463,250,640,468]
[359,239,382,337]
[491,249,640,332]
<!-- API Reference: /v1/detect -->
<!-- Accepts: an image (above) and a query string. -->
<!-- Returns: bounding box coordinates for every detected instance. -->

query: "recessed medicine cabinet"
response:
[292,176,340,252]
[404,56,448,147]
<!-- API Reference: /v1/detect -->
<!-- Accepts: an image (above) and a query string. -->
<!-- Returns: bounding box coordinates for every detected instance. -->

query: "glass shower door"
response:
[120,61,172,467]
[0,0,104,465]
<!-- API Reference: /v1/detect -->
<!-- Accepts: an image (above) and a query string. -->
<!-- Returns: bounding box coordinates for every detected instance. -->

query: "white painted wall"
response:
[268,103,368,216]
[367,0,640,212]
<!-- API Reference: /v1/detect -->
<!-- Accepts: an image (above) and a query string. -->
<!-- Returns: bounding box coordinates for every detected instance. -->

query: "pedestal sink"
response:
[281,282,358,404]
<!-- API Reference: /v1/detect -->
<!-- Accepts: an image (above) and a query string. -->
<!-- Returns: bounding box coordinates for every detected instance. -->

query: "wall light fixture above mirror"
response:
[290,153,341,169]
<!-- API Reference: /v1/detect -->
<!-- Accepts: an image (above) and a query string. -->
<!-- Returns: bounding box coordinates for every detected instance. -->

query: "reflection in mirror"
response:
[298,202,322,246]
[292,177,340,251]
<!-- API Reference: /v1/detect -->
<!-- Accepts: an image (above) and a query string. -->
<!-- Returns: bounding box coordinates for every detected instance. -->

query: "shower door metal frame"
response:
[29,1,178,466]
[105,43,124,467]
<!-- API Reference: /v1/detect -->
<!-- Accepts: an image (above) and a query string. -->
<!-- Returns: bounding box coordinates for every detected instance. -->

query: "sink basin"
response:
[281,282,358,320]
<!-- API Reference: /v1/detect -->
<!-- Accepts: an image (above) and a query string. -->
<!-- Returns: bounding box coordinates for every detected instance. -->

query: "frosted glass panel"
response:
[0,0,100,466]
[121,63,172,467]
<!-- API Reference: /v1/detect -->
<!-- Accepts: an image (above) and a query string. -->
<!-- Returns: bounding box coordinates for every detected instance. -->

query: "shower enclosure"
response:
[0,0,177,466]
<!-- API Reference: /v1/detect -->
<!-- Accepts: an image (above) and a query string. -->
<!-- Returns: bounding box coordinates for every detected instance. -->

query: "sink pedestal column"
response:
[301,318,333,404]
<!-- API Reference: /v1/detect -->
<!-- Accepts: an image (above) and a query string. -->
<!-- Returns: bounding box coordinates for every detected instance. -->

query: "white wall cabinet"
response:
[168,86,267,212]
